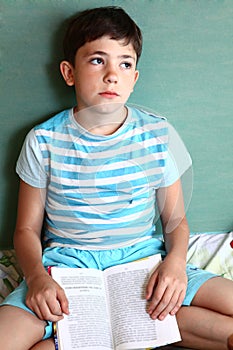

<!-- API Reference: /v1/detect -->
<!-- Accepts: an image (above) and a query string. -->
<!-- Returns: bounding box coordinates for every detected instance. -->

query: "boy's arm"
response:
[13,180,69,322]
[146,179,189,320]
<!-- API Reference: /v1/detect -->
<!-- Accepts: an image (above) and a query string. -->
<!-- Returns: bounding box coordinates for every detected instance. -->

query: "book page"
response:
[52,268,113,350]
[104,255,181,350]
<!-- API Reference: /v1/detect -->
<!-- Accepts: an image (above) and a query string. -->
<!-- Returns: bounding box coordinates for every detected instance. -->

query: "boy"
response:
[0,6,233,350]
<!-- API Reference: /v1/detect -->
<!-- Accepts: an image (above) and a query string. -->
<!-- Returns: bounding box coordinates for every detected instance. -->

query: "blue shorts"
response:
[1,238,216,339]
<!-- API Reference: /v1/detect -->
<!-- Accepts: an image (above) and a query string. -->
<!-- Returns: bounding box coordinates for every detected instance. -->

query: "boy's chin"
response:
[96,102,124,115]
[78,102,125,116]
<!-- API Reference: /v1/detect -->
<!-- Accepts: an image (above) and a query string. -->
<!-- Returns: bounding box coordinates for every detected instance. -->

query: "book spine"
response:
[53,322,59,350]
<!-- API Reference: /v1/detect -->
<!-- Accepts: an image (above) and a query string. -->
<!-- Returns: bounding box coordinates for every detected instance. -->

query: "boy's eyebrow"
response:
[85,51,136,61]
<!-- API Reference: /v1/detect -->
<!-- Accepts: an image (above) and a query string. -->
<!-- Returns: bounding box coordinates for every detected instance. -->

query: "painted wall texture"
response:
[0,0,232,247]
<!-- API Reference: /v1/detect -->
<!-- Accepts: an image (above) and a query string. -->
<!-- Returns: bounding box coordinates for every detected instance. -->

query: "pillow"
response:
[0,250,23,303]
[187,232,233,280]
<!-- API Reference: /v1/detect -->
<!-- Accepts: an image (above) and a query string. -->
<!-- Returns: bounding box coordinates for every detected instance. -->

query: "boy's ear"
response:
[131,70,139,92]
[134,70,139,84]
[60,61,75,86]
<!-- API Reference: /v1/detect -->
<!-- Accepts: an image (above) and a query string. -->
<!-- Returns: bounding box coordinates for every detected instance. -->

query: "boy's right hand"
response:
[26,272,69,322]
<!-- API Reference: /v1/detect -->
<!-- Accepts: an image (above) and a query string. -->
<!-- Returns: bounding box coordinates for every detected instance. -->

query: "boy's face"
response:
[60,36,139,113]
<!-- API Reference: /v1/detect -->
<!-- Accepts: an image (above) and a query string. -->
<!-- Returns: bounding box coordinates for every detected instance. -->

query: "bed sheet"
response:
[187,231,233,280]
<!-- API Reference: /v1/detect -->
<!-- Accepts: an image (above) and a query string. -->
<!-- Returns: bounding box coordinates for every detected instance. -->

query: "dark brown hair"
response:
[63,6,143,66]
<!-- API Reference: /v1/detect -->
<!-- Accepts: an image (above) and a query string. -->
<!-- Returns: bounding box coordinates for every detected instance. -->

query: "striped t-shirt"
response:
[16,106,191,249]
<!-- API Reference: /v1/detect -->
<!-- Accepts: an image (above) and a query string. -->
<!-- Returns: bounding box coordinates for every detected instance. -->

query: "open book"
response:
[51,254,181,350]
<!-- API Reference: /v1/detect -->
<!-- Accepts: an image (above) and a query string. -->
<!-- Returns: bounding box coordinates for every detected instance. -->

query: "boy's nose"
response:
[106,75,118,84]
[104,66,118,84]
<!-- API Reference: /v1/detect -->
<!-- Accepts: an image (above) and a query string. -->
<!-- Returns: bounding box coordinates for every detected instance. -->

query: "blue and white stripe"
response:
[17,106,179,249]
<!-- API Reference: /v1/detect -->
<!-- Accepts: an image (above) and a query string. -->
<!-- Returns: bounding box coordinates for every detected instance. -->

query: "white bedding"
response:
[187,231,233,280]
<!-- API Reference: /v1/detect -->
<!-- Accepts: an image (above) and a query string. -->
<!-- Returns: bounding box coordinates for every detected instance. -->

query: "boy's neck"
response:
[73,104,128,136]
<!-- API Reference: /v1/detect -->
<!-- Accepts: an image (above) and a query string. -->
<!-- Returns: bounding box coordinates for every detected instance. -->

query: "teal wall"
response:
[1,0,232,248]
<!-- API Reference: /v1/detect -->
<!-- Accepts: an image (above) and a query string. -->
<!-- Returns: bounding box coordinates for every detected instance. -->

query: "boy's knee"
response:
[0,305,46,348]
[29,338,55,350]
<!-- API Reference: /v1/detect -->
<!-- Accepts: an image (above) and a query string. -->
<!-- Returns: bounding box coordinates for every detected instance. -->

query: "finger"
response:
[147,281,167,315]
[26,299,44,320]
[156,290,181,320]
[149,285,173,319]
[30,299,51,321]
[26,294,45,319]
[41,300,64,322]
[170,289,186,316]
[28,297,64,322]
[48,298,63,317]
[155,286,186,320]
[146,271,158,300]
[57,288,69,315]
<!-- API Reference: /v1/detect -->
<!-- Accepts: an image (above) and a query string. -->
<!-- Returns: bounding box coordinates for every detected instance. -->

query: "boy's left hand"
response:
[146,255,187,320]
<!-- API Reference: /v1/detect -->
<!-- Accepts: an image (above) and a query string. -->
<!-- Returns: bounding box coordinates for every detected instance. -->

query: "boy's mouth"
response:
[99,91,119,98]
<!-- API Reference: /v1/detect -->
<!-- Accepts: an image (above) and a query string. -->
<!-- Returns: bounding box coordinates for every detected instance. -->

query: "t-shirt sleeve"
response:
[160,122,192,187]
[16,129,48,188]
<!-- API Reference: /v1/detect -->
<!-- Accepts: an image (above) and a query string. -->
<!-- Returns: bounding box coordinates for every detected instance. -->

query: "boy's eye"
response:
[121,62,132,69]
[90,57,104,65]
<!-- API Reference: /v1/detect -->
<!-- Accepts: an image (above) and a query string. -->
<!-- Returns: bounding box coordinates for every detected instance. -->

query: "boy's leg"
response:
[30,338,55,350]
[175,277,233,350]
[0,305,47,350]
